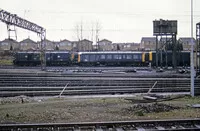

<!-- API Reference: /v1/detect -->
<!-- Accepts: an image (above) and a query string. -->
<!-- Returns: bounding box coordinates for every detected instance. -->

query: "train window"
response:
[122,55,126,59]
[114,55,118,59]
[139,55,142,60]
[95,55,100,61]
[83,55,89,61]
[118,55,122,59]
[107,55,112,59]
[133,54,139,59]
[100,55,106,59]
[126,55,132,59]
[90,55,95,61]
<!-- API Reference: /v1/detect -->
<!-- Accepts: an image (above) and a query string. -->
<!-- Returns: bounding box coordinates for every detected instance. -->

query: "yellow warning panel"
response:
[142,52,145,62]
[78,54,81,63]
[149,52,152,61]
[71,53,74,60]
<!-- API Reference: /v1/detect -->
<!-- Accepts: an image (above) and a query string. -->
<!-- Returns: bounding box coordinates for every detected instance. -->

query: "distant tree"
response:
[74,20,102,48]
[74,21,83,41]
[95,21,101,51]
[55,45,59,50]
[10,45,13,51]
[117,45,120,51]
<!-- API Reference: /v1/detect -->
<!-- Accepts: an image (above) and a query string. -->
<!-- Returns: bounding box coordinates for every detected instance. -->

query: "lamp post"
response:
[190,0,195,97]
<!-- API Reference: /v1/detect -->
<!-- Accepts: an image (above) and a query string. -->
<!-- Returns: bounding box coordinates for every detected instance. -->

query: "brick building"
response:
[0,38,19,51]
[56,39,72,51]
[178,37,196,51]
[113,43,140,51]
[19,38,37,51]
[141,37,157,51]
[97,39,112,51]
[38,39,55,50]
[76,39,93,51]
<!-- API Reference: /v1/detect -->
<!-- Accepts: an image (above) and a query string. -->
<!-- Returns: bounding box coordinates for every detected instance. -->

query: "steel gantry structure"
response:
[0,9,46,70]
[197,22,200,74]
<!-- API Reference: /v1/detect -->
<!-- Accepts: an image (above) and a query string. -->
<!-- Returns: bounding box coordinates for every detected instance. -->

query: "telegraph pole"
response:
[190,0,195,97]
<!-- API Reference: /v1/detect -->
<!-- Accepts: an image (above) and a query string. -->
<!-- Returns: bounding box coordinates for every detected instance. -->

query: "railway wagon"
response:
[76,51,148,66]
[13,51,41,66]
[150,51,190,67]
[45,51,71,66]
[180,51,190,66]
[195,52,200,75]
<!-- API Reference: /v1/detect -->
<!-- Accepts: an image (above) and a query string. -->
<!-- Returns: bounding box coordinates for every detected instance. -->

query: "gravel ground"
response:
[0,95,200,124]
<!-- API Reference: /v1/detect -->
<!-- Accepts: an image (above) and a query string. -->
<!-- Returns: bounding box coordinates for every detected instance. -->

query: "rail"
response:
[1,119,200,131]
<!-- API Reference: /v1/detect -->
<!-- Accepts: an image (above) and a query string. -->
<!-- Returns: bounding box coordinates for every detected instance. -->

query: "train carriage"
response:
[77,51,146,66]
[13,51,41,66]
[180,51,190,67]
[197,52,200,75]
[45,51,71,66]
[150,51,190,67]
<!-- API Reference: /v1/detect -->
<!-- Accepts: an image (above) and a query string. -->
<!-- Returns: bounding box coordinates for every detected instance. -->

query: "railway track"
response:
[1,119,200,131]
[0,66,154,70]
[0,71,190,78]
[0,67,191,78]
[0,75,199,97]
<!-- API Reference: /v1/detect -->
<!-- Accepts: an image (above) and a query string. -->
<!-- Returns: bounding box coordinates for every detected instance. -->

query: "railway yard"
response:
[1,2,200,129]
[0,67,200,130]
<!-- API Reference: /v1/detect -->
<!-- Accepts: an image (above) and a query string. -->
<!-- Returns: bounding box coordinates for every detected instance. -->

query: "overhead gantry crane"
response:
[0,9,46,70]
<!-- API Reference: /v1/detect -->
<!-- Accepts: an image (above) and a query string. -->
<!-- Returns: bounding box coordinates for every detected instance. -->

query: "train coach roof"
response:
[16,51,70,54]
[16,51,41,53]
[150,50,191,53]
[78,51,143,54]
[45,51,70,53]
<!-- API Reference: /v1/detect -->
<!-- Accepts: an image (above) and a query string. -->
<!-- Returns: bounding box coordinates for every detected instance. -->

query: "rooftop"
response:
[20,38,37,44]
[141,37,157,42]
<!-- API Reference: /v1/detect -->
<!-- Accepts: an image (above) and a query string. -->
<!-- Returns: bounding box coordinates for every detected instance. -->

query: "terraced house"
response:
[39,39,55,50]
[56,39,72,51]
[19,38,38,51]
[178,37,196,51]
[112,42,140,51]
[140,37,157,51]
[97,39,112,51]
[0,38,19,51]
[77,39,93,51]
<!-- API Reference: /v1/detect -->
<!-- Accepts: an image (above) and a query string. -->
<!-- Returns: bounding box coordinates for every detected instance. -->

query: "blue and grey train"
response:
[13,50,193,67]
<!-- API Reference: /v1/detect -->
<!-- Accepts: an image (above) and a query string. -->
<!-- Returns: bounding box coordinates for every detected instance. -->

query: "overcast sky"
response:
[0,0,200,43]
